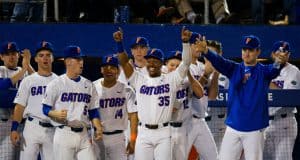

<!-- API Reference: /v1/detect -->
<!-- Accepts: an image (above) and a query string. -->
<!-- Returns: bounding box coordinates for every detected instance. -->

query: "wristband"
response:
[130,133,137,142]
[11,121,19,132]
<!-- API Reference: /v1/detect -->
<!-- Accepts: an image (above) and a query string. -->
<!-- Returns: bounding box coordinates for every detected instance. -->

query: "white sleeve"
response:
[177,43,191,79]
[13,78,30,107]
[125,86,137,113]
[42,80,59,107]
[88,83,99,110]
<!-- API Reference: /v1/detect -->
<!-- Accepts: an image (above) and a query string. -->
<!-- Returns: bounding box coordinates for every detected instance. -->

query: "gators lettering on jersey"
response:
[42,74,98,126]
[61,93,91,103]
[14,72,58,121]
[128,62,187,124]
[94,79,137,131]
[99,97,126,108]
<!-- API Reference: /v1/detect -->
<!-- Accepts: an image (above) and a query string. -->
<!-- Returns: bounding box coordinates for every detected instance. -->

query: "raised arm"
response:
[113,28,134,79]
[187,70,204,98]
[176,27,192,79]
[198,37,236,78]
[21,49,35,74]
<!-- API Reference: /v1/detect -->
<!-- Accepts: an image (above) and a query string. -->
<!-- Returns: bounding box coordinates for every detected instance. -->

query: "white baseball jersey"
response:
[42,74,98,126]
[119,65,148,84]
[189,61,208,118]
[128,63,187,124]
[14,72,58,121]
[171,77,193,122]
[93,79,137,131]
[269,63,300,115]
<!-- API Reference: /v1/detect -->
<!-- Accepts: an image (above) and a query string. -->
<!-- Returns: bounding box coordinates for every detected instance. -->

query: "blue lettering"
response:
[60,92,91,103]
[31,86,47,96]
[139,84,170,95]
[31,87,36,96]
[99,97,126,108]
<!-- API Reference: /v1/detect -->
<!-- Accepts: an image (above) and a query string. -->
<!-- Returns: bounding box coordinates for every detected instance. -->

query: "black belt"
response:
[58,125,84,132]
[218,114,225,118]
[28,117,53,128]
[205,116,212,121]
[103,130,123,135]
[139,122,169,129]
[170,122,182,128]
[269,113,288,120]
[1,119,8,122]
[192,114,201,119]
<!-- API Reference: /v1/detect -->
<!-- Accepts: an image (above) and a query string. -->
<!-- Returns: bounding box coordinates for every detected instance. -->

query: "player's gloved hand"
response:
[126,140,136,155]
[94,126,103,141]
[181,26,192,43]
[113,27,123,42]
[10,131,20,146]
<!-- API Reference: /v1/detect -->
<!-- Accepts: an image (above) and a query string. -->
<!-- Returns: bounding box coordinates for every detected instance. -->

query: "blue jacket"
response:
[204,50,281,131]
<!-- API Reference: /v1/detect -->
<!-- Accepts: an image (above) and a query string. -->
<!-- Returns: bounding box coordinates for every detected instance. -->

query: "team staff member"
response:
[113,27,192,160]
[0,41,34,160]
[42,45,102,160]
[94,55,138,160]
[199,35,284,160]
[264,41,299,160]
[10,41,57,160]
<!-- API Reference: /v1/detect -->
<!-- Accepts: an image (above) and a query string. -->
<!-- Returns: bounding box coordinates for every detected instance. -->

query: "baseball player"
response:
[10,41,57,160]
[205,40,229,152]
[199,35,284,160]
[164,50,204,160]
[118,36,150,82]
[117,36,150,160]
[187,32,219,160]
[0,41,33,160]
[42,45,102,160]
[113,27,192,160]
[263,41,299,160]
[93,55,138,160]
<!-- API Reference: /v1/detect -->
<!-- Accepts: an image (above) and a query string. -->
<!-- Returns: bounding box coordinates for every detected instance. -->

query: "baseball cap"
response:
[271,41,291,53]
[189,32,203,44]
[63,45,85,58]
[35,41,54,55]
[0,42,19,54]
[100,55,119,68]
[165,50,182,62]
[144,48,164,62]
[130,37,149,48]
[242,35,261,49]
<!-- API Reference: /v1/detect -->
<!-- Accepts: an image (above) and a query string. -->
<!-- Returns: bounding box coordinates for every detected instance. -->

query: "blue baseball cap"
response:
[100,55,119,68]
[63,45,85,58]
[242,35,261,49]
[35,41,54,55]
[0,41,19,54]
[165,50,182,62]
[144,48,164,62]
[189,32,203,44]
[130,37,149,48]
[272,41,291,53]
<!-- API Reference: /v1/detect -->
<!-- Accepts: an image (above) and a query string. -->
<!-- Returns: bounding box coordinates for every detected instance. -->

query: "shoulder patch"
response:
[291,80,297,85]
[219,77,226,81]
